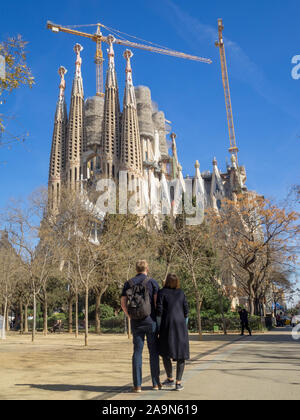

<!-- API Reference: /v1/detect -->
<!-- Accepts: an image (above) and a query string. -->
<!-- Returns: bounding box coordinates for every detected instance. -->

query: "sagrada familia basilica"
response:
[48,37,248,221]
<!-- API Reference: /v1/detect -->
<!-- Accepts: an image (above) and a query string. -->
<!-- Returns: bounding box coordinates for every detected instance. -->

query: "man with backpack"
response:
[121,260,160,393]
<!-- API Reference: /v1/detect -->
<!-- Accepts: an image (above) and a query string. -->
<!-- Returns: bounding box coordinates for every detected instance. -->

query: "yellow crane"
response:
[215,19,239,165]
[47,21,212,97]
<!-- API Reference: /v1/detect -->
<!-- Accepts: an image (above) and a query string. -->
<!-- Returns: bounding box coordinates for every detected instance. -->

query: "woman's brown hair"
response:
[164,273,180,289]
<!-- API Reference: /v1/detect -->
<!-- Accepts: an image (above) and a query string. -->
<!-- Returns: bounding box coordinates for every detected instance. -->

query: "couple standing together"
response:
[121,260,190,393]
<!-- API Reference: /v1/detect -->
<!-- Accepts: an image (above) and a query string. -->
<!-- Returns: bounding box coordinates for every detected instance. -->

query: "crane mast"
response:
[46,21,212,97]
[215,19,239,165]
[47,21,105,96]
[94,23,104,97]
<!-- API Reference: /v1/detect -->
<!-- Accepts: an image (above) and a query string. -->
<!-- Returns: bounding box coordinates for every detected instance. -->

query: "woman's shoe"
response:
[175,383,184,391]
[162,379,175,389]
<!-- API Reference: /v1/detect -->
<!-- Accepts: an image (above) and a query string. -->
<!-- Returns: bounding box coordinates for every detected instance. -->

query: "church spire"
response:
[106,35,117,88]
[100,35,120,178]
[171,132,179,179]
[211,156,225,210]
[123,49,136,106]
[73,43,84,95]
[120,49,142,176]
[48,66,68,213]
[65,44,85,190]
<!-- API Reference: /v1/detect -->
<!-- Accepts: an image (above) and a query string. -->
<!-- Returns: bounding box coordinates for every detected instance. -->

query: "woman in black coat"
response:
[156,273,189,391]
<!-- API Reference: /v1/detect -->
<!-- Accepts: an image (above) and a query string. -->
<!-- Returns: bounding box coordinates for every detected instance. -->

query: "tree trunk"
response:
[43,296,48,336]
[84,286,89,347]
[95,286,108,335]
[164,263,171,285]
[248,283,255,315]
[32,292,36,342]
[1,297,7,339]
[19,298,23,335]
[254,298,261,316]
[24,303,28,333]
[195,293,203,340]
[68,294,73,333]
[248,278,255,315]
[75,292,79,338]
[249,298,255,316]
[5,303,9,332]
[220,294,227,335]
[191,269,203,340]
[95,292,101,334]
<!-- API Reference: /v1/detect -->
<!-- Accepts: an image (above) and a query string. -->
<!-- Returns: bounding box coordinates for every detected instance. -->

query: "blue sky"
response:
[1,0,300,208]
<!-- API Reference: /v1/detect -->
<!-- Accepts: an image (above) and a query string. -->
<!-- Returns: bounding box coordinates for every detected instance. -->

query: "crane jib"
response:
[46,20,212,97]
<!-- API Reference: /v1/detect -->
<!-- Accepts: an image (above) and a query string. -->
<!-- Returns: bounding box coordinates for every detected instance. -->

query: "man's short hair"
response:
[136,260,148,273]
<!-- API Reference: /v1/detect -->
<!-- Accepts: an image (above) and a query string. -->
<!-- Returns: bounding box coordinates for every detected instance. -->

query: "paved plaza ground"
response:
[0,328,299,400]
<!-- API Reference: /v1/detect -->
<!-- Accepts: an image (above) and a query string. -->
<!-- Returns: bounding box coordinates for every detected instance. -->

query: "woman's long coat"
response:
[156,288,190,361]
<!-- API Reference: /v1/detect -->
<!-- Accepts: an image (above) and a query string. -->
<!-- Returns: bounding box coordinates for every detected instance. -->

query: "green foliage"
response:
[102,283,122,312]
[181,273,227,313]
[99,304,114,320]
[88,303,115,320]
[48,312,66,324]
[46,277,69,311]
[202,284,231,313]
[0,35,34,133]
[101,314,125,333]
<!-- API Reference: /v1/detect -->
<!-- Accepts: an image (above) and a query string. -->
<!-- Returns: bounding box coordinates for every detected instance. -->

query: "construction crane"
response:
[46,21,212,97]
[215,19,239,166]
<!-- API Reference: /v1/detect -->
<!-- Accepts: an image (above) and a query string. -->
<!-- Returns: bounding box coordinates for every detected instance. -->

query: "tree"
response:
[0,231,20,338]
[4,190,58,341]
[156,215,218,339]
[0,36,34,140]
[54,190,126,345]
[176,222,218,339]
[97,213,157,337]
[207,193,299,315]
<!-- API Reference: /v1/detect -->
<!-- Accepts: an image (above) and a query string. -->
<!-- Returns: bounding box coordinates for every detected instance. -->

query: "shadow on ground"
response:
[15,384,131,394]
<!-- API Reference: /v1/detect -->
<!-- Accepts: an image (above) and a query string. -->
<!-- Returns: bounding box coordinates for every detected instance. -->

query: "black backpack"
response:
[126,277,151,320]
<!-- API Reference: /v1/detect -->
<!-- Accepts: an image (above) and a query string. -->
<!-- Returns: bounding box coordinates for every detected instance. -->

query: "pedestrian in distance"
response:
[279,312,285,327]
[276,313,281,327]
[156,273,190,392]
[121,260,161,393]
[238,307,252,336]
[291,315,297,328]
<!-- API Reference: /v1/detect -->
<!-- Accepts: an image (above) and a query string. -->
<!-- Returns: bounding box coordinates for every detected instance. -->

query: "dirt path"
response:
[0,331,243,400]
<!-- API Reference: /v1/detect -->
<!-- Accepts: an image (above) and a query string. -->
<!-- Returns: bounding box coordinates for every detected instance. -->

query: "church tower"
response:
[100,35,121,179]
[120,50,143,179]
[48,66,68,213]
[65,43,85,190]
[170,132,179,179]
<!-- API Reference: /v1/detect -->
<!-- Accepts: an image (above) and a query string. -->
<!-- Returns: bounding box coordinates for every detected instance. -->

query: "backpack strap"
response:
[128,278,135,288]
[127,276,149,290]
[142,276,150,287]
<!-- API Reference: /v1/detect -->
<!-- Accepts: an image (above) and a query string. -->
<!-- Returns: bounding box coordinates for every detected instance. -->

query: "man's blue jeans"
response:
[131,320,160,387]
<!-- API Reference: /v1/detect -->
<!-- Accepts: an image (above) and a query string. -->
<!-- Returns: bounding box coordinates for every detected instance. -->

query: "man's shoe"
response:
[162,379,175,389]
[152,383,162,391]
[175,383,184,391]
[132,386,142,393]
